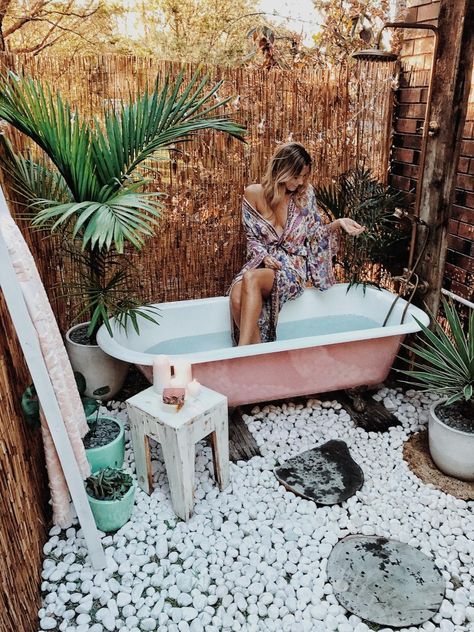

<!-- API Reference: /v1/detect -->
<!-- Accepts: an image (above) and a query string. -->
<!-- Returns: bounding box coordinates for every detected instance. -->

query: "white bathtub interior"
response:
[97,284,430,365]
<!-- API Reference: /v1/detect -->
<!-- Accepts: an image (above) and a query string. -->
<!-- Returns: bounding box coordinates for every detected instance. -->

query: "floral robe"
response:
[229,185,337,343]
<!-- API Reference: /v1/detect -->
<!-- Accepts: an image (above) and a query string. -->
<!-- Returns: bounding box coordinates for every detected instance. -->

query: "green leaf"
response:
[445,392,464,406]
[81,396,99,417]
[85,467,133,500]
[93,385,111,397]
[21,384,40,427]
[463,384,473,401]
[74,372,87,396]
[314,167,407,288]
[400,299,473,404]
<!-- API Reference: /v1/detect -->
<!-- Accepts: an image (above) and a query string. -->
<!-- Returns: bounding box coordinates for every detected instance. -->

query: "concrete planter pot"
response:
[65,322,128,400]
[84,415,125,473]
[429,400,474,481]
[87,481,136,533]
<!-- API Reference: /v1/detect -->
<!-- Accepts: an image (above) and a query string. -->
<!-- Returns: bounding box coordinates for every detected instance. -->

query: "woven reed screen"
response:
[0,55,395,628]
[0,292,50,631]
[2,55,397,331]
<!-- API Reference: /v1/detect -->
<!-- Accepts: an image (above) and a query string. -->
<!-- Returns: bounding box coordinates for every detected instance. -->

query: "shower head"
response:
[352,21,438,63]
[351,48,398,62]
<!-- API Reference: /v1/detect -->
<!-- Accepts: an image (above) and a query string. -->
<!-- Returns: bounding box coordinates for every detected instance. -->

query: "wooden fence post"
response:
[415,0,474,315]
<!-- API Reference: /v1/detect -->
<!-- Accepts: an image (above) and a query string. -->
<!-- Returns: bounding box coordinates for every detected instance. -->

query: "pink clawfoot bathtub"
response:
[97,283,429,407]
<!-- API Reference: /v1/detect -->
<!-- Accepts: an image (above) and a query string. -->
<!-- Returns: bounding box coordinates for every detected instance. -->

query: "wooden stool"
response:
[126,386,229,520]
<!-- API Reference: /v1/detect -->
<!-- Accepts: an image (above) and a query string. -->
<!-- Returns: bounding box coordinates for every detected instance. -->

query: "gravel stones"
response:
[38,393,474,632]
[83,417,120,449]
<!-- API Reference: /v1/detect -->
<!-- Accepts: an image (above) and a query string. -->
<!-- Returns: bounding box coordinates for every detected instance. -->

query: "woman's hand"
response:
[337,218,365,236]
[263,255,282,270]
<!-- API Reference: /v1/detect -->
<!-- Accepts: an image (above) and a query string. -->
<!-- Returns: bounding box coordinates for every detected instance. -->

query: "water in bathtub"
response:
[145,314,379,355]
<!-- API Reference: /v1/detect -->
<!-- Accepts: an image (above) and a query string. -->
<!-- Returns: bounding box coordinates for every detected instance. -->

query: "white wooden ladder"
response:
[0,186,106,570]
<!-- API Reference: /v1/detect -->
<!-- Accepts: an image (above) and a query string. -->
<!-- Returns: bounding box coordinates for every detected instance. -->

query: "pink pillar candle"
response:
[153,355,171,392]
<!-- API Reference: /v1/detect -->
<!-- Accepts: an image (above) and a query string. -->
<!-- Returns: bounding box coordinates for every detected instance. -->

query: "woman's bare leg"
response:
[238,269,275,345]
[230,281,242,329]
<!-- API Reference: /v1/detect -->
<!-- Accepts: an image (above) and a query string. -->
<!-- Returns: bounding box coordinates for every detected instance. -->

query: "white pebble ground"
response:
[39,387,474,632]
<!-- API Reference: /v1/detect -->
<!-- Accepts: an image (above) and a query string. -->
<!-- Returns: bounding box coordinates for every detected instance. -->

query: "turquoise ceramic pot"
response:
[85,415,125,473]
[87,481,136,532]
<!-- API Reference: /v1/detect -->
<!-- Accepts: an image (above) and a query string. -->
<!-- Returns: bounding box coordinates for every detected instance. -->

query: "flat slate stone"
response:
[274,440,364,504]
[327,535,445,627]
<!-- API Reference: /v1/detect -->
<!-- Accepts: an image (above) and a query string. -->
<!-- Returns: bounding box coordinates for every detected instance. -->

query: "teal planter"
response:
[85,415,125,473]
[87,481,136,532]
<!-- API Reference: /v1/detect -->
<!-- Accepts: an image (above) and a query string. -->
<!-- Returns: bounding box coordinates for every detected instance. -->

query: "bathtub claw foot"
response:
[345,387,368,413]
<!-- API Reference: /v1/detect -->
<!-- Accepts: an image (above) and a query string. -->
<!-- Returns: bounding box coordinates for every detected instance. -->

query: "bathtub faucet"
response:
[392,269,429,295]
[383,212,432,326]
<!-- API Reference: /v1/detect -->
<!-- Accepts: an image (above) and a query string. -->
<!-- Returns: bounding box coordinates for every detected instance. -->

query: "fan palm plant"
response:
[400,299,473,415]
[0,69,246,340]
[315,167,408,288]
[399,299,473,479]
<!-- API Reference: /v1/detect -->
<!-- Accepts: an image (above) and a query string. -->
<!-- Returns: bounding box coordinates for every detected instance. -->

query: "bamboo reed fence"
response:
[0,292,50,632]
[1,55,397,331]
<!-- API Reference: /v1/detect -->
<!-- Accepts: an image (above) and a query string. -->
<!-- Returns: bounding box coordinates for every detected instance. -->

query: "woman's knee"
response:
[242,268,273,290]
[242,269,259,288]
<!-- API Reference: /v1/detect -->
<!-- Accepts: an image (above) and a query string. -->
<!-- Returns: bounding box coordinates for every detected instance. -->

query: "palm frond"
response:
[0,140,72,217]
[32,187,163,252]
[113,303,161,336]
[91,70,246,187]
[315,167,407,288]
[0,72,99,201]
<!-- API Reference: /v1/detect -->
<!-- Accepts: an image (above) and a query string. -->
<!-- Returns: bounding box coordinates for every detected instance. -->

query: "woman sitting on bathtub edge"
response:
[229,142,365,346]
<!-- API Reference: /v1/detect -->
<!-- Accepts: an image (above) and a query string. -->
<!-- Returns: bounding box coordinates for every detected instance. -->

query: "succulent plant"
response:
[85,467,133,501]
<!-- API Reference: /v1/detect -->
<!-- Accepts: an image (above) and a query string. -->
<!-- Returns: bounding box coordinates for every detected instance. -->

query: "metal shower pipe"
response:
[377,22,439,271]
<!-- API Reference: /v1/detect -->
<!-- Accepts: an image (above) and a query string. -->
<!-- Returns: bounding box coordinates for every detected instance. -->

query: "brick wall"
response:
[390,0,474,299]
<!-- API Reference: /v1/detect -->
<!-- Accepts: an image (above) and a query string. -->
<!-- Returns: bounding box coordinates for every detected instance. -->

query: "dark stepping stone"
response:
[274,440,364,504]
[327,535,445,627]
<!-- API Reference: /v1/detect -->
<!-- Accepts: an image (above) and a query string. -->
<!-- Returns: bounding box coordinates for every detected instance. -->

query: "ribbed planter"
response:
[84,416,125,474]
[65,322,129,400]
[87,482,136,533]
[429,401,474,481]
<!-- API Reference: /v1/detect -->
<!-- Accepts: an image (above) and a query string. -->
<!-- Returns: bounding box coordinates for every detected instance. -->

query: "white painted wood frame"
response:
[0,190,106,570]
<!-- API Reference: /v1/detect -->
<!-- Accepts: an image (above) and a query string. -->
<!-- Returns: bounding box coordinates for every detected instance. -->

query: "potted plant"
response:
[21,371,99,426]
[84,410,125,474]
[85,467,136,532]
[400,298,473,480]
[315,167,409,288]
[21,371,125,471]
[0,70,245,399]
[71,373,126,472]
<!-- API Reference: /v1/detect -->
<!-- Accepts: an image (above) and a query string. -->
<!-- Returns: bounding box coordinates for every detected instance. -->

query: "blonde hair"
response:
[262,142,312,209]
